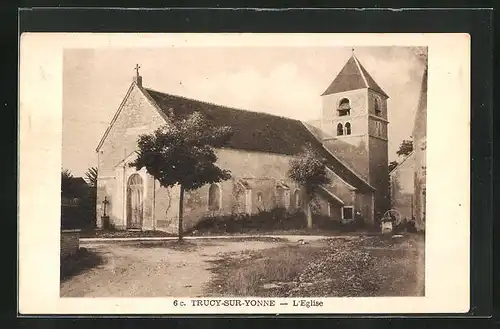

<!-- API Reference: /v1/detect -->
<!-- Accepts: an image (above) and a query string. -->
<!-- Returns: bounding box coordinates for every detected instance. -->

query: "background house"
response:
[389,67,427,231]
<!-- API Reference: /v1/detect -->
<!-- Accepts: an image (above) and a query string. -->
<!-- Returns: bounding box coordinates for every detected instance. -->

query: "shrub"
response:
[60,187,97,230]
[312,215,342,230]
[188,208,308,234]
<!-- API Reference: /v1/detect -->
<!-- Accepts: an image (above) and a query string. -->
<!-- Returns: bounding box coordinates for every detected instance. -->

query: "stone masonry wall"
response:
[153,148,360,234]
[61,230,80,259]
[96,83,166,228]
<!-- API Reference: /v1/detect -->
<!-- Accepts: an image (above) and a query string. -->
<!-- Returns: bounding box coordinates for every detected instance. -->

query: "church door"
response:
[127,174,144,229]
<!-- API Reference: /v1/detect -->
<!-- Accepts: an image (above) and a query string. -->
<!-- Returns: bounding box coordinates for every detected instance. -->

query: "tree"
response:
[388,161,399,173]
[130,111,233,240]
[396,139,413,157]
[85,167,98,187]
[61,168,74,198]
[84,167,98,228]
[287,146,331,228]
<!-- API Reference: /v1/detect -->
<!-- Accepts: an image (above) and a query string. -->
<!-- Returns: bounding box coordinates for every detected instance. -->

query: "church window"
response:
[208,184,221,211]
[344,122,351,135]
[293,189,301,209]
[328,202,335,217]
[256,192,265,212]
[374,98,381,116]
[342,206,354,221]
[337,123,344,136]
[338,98,351,116]
[375,121,382,136]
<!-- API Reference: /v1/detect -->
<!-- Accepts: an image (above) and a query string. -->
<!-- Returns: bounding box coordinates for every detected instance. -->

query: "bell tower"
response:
[320,51,390,218]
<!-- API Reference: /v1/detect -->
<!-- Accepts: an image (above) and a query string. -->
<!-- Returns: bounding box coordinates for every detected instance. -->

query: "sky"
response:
[62,46,427,177]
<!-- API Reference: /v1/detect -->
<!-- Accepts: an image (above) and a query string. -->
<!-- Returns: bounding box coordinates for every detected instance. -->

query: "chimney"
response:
[134,75,143,87]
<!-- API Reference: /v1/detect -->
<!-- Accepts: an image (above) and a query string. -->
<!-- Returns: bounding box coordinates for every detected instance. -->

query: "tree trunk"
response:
[178,184,184,241]
[306,196,313,229]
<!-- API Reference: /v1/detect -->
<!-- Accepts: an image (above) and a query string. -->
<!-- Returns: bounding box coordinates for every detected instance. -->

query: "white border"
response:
[18,33,470,314]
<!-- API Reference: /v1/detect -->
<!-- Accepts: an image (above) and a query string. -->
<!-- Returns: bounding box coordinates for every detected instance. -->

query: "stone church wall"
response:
[96,83,166,228]
[151,148,359,234]
[369,137,390,218]
[390,152,415,221]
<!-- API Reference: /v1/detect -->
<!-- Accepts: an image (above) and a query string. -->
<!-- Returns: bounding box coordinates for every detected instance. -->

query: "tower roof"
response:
[321,54,389,98]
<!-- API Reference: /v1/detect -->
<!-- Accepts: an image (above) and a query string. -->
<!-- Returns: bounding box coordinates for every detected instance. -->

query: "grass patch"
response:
[130,237,285,251]
[130,239,201,251]
[208,245,328,297]
[60,247,105,282]
[80,229,176,239]
[208,234,425,297]
[208,237,288,243]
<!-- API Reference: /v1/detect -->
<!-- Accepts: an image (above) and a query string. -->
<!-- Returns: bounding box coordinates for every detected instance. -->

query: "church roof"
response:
[144,87,375,192]
[321,54,389,98]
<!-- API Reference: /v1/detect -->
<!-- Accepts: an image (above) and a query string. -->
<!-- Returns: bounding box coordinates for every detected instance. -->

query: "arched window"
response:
[208,184,221,211]
[294,190,301,209]
[338,98,351,116]
[256,192,265,212]
[337,123,344,136]
[127,174,144,229]
[344,122,351,135]
[374,98,381,116]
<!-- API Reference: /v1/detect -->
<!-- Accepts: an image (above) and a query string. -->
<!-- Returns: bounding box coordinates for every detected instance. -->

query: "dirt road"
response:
[60,238,287,297]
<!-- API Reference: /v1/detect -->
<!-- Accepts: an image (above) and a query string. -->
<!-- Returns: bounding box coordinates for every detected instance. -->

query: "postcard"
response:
[18,33,470,314]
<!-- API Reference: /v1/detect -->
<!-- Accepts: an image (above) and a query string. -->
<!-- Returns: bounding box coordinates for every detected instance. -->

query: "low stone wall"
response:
[61,229,80,259]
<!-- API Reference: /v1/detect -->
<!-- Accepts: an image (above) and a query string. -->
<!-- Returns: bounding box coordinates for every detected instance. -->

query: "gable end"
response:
[95,82,169,152]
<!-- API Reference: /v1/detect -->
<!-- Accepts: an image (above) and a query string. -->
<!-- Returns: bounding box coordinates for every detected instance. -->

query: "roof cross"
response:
[134,64,141,77]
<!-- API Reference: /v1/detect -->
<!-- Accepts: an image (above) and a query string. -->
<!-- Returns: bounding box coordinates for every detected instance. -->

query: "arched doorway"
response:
[127,173,143,229]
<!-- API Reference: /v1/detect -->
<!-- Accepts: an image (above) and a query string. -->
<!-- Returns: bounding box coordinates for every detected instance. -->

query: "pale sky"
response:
[63,46,427,177]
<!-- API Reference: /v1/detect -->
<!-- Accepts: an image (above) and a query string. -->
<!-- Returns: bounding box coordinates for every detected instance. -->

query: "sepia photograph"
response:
[59,44,427,298]
[18,33,470,314]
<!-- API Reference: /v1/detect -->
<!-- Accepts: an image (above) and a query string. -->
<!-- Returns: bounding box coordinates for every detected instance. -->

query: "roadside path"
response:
[80,234,362,244]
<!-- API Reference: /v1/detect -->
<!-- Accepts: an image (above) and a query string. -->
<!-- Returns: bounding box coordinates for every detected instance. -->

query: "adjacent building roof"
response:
[320,186,345,205]
[321,54,389,98]
[412,67,428,140]
[389,151,416,176]
[144,87,375,193]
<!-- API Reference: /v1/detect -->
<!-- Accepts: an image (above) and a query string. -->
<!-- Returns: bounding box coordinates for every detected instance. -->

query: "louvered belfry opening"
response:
[338,98,351,116]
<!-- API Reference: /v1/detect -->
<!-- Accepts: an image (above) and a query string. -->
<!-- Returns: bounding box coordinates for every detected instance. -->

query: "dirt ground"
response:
[60,235,424,298]
[60,238,288,297]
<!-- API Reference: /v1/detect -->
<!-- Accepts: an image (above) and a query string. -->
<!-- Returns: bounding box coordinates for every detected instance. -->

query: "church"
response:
[95,53,390,233]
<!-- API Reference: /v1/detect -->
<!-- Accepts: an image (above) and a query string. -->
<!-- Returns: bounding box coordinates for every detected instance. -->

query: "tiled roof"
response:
[144,88,374,193]
[321,55,388,98]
